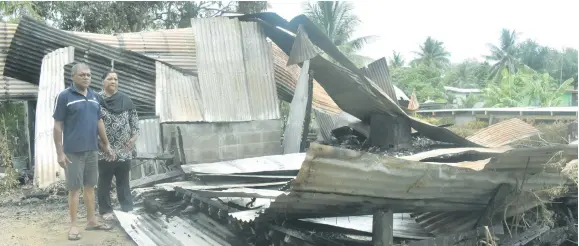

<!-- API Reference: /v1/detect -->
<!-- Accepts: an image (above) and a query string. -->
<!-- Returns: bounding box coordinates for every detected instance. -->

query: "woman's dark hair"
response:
[101,71,117,80]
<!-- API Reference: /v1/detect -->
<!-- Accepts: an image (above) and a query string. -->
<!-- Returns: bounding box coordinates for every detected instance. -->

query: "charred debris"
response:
[2,13,577,246]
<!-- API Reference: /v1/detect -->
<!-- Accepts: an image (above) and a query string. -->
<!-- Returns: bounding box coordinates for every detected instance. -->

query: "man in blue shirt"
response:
[53,63,115,240]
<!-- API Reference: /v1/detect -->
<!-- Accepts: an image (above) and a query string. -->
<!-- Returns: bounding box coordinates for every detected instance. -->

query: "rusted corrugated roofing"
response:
[155,61,204,122]
[257,143,571,221]
[0,22,38,100]
[191,17,279,122]
[33,47,75,188]
[3,17,187,116]
[466,118,541,147]
[70,23,343,116]
[71,28,197,74]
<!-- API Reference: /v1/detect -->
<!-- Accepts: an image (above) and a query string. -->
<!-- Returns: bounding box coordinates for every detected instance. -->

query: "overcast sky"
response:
[268,0,579,64]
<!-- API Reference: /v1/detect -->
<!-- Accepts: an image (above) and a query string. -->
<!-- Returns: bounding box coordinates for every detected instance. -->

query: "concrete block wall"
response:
[162,119,282,164]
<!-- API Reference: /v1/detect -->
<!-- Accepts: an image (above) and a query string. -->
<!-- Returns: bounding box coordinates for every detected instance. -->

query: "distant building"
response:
[443,86,482,107]
[560,89,578,106]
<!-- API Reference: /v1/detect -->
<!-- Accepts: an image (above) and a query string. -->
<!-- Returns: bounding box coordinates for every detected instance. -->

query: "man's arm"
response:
[97,119,110,146]
[53,120,64,154]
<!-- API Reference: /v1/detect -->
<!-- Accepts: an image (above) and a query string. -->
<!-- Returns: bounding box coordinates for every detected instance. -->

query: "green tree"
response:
[546,48,578,86]
[304,1,378,67]
[389,51,405,68]
[237,1,269,14]
[411,36,451,70]
[0,1,261,33]
[517,39,551,73]
[485,28,520,80]
[443,60,491,88]
[484,67,573,107]
[391,64,446,103]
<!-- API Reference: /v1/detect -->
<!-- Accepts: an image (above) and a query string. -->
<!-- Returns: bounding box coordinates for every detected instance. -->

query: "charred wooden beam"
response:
[475,183,514,227]
[369,113,411,150]
[372,209,393,246]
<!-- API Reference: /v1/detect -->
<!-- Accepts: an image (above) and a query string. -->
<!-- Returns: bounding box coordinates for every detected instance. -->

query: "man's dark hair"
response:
[101,71,117,81]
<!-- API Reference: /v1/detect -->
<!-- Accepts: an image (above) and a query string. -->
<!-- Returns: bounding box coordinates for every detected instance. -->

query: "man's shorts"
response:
[64,151,98,190]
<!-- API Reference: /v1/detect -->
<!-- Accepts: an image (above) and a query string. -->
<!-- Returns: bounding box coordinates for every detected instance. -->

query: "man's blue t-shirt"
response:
[52,84,102,153]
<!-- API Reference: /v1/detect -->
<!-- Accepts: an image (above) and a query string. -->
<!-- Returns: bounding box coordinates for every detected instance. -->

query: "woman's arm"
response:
[127,109,140,146]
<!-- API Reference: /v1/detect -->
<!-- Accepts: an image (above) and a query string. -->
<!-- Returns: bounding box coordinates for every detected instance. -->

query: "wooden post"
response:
[369,113,411,150]
[25,100,36,170]
[373,209,393,246]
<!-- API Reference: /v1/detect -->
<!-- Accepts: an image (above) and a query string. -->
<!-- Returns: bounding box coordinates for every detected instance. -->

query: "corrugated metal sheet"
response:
[400,147,509,162]
[287,25,321,66]
[71,28,197,74]
[253,13,481,147]
[361,58,398,104]
[116,28,197,73]
[313,108,367,142]
[135,117,162,154]
[282,58,311,154]
[3,17,191,116]
[0,22,38,100]
[180,153,305,174]
[70,24,342,117]
[407,145,578,235]
[155,61,204,122]
[234,210,434,240]
[482,144,577,173]
[34,46,75,188]
[257,143,571,220]
[272,43,341,114]
[313,108,340,141]
[115,210,239,246]
[191,17,279,122]
[466,118,541,147]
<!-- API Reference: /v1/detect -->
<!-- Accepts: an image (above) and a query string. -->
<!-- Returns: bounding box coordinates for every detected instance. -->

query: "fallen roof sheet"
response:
[180,153,305,174]
[257,143,572,220]
[466,118,541,148]
[246,13,481,147]
[155,181,288,191]
[300,214,432,240]
[482,144,577,173]
[361,58,399,105]
[115,210,241,246]
[400,147,508,162]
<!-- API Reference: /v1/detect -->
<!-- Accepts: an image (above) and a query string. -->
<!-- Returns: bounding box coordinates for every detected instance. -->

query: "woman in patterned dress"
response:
[97,71,140,221]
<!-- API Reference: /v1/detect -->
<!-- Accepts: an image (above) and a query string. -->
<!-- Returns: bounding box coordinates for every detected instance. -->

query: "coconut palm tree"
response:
[485,28,521,80]
[303,1,378,67]
[389,51,405,68]
[411,37,451,70]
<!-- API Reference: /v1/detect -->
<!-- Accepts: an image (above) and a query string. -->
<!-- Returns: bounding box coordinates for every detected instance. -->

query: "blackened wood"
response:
[369,113,411,149]
[372,209,393,246]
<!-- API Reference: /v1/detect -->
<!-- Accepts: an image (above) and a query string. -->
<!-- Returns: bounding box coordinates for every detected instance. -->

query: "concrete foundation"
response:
[162,119,282,164]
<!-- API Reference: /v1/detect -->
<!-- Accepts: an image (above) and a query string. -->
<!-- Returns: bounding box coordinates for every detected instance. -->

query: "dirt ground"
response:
[0,187,136,246]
